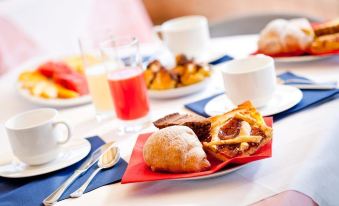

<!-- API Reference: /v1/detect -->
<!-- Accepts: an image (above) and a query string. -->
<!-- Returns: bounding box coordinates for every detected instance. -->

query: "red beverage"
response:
[108,67,150,120]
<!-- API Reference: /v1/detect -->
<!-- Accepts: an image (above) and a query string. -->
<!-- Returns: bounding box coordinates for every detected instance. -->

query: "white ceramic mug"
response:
[155,15,210,59]
[5,108,71,165]
[221,55,276,107]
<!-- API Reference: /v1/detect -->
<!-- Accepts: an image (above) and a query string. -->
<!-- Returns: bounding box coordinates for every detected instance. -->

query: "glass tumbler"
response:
[79,33,115,121]
[100,36,150,133]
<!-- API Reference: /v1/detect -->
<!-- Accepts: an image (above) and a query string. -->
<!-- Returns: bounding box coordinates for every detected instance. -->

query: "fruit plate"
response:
[17,84,91,108]
[16,54,92,108]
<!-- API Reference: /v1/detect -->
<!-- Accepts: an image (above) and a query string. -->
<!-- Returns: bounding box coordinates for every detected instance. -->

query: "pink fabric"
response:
[0,0,154,75]
[0,17,42,75]
[86,0,154,43]
[251,190,318,206]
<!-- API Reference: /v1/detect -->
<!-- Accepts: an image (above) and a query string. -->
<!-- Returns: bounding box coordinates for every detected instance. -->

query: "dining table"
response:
[1,34,338,206]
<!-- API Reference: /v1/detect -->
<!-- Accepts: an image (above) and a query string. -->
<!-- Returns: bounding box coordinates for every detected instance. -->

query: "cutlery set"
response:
[43,142,120,206]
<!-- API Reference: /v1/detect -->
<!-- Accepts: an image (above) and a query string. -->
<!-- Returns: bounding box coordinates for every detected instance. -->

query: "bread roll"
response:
[143,126,211,173]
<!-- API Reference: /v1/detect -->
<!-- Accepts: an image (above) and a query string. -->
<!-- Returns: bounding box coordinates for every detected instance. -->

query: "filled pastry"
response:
[153,112,211,142]
[314,18,339,37]
[143,126,211,173]
[203,101,272,161]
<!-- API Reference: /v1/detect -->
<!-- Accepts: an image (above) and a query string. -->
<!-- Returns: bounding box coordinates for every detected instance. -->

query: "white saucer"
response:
[0,138,91,178]
[204,85,303,117]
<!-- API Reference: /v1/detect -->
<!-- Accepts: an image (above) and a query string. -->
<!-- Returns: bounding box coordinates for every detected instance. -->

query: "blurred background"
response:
[143,0,338,24]
[0,0,338,74]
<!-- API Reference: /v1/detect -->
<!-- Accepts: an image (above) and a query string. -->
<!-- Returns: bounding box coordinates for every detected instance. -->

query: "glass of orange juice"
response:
[100,37,150,133]
[79,34,115,122]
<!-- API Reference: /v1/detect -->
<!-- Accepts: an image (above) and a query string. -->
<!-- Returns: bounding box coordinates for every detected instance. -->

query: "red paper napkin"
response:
[121,118,273,184]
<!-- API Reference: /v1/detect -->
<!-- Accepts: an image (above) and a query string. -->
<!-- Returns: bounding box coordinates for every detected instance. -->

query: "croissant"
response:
[143,126,211,173]
[258,18,314,55]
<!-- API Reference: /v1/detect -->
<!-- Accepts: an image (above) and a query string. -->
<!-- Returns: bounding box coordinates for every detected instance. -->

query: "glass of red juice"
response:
[100,37,150,133]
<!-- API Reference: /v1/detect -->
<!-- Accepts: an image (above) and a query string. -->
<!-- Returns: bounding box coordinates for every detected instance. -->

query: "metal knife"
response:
[285,83,338,90]
[277,77,338,90]
[43,141,114,206]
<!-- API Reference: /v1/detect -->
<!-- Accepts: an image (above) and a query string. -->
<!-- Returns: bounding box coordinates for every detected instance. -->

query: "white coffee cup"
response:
[155,15,210,59]
[5,108,71,165]
[221,55,276,107]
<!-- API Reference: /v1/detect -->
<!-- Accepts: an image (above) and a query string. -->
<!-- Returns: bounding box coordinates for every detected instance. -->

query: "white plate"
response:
[205,85,303,117]
[274,54,335,63]
[17,84,91,108]
[0,138,91,178]
[148,78,211,99]
[179,164,246,181]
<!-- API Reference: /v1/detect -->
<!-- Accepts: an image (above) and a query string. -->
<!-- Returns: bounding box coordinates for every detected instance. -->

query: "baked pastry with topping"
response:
[153,113,211,142]
[144,60,177,90]
[143,126,211,173]
[314,18,339,37]
[144,54,211,90]
[311,32,339,54]
[203,101,272,161]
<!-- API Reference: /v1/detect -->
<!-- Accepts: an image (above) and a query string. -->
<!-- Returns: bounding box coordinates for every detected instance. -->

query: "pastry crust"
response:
[203,101,272,161]
[153,113,211,142]
[311,33,339,54]
[314,18,339,37]
[143,126,211,173]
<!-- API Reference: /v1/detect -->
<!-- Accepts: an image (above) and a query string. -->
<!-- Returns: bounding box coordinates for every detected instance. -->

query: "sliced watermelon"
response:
[53,73,89,95]
[37,61,73,78]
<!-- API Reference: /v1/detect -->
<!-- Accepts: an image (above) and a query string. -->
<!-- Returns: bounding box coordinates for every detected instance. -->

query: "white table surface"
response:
[1,35,339,206]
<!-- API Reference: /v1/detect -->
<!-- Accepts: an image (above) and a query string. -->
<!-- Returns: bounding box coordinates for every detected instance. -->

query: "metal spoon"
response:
[70,146,120,198]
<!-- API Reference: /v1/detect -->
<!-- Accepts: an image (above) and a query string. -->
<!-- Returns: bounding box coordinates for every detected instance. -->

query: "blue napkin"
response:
[142,54,234,65]
[185,72,339,121]
[0,137,128,206]
[208,54,234,65]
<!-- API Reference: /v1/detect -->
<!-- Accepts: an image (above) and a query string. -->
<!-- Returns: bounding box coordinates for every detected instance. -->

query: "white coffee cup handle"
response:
[153,25,163,41]
[52,121,71,144]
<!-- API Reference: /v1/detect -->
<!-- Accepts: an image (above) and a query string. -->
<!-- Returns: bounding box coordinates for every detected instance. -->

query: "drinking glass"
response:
[79,33,115,121]
[100,36,150,133]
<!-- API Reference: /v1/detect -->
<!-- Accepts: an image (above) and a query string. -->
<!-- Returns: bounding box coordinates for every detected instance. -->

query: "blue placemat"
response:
[185,72,339,121]
[142,54,234,66]
[0,136,128,206]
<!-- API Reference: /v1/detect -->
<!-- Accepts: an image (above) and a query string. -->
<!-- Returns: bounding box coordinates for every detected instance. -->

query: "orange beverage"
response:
[107,67,149,120]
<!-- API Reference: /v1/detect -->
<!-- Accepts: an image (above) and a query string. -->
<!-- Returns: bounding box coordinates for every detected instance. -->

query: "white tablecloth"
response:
[1,35,339,206]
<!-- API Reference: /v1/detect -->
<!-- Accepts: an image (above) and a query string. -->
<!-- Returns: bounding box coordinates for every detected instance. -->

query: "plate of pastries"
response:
[121,101,273,183]
[17,55,94,107]
[257,18,339,62]
[144,54,212,99]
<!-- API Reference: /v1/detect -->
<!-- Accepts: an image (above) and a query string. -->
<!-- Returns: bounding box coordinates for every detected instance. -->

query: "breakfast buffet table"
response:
[1,35,339,205]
